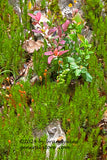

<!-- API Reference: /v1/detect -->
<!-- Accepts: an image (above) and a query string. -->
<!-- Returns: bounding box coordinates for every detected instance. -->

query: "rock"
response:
[98,110,107,134]
[16,58,39,84]
[8,0,33,23]
[58,0,93,43]
[32,119,66,159]
[100,0,107,18]
[58,0,107,44]
[81,26,93,43]
[58,0,106,19]
[58,0,83,19]
[32,128,45,139]
[30,75,39,85]
[8,0,23,23]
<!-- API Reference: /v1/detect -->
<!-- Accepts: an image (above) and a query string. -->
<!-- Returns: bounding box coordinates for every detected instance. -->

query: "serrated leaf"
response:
[75,69,81,76]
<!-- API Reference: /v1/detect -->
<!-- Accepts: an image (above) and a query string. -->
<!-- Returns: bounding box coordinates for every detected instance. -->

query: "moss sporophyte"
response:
[58,60,63,64]
[8,140,11,144]
[43,72,47,77]
[45,69,47,72]
[19,103,22,107]
[39,76,42,81]
[31,99,34,102]
[17,113,20,117]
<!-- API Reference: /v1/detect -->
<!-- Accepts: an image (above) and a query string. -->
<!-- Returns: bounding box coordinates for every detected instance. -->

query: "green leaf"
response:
[75,69,81,76]
[85,72,92,82]
[84,39,89,45]
[68,33,76,41]
[64,64,69,68]
[80,43,85,48]
[0,70,13,75]
[67,57,75,63]
[88,51,94,54]
[68,24,73,29]
[62,69,70,75]
[72,13,84,24]
[75,57,81,63]
[88,44,92,48]
[77,34,85,43]
[70,62,79,70]
[85,55,90,59]
[81,67,87,73]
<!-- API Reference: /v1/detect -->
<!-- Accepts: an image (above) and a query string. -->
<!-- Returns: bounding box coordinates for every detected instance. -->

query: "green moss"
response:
[0,0,107,159]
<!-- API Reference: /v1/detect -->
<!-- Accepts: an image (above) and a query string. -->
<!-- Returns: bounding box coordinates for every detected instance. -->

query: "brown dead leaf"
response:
[22,40,44,53]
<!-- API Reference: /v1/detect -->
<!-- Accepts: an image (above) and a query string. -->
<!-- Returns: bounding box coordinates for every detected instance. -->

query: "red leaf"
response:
[28,13,36,19]
[28,12,41,22]
[62,20,70,31]
[32,29,42,33]
[35,12,41,21]
[48,55,54,64]
[53,40,57,45]
[59,40,65,45]
[44,51,53,55]
[58,26,62,38]
[59,50,69,56]
[58,46,63,50]
[48,27,57,35]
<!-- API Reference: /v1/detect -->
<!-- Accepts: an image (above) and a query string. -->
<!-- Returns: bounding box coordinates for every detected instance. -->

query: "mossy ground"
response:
[0,0,107,159]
